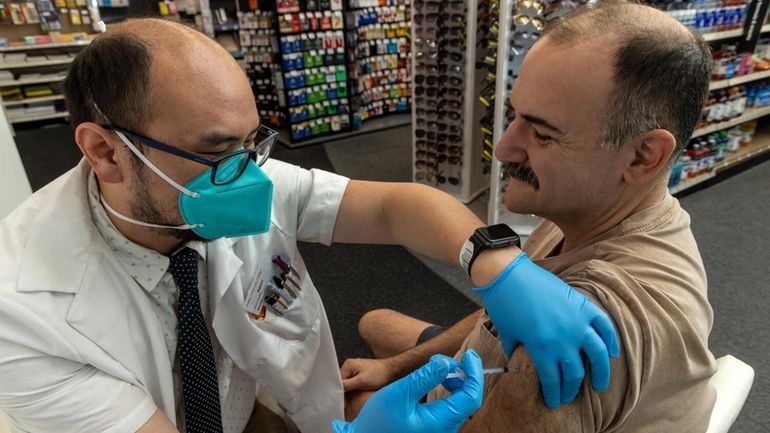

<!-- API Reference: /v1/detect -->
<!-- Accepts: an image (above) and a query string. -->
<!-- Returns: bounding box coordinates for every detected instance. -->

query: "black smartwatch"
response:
[460,224,521,276]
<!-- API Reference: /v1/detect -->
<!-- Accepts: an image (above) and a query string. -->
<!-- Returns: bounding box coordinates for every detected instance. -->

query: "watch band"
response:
[460,235,483,276]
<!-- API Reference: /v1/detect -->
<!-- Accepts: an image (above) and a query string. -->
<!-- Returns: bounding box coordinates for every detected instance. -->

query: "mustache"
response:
[504,163,540,190]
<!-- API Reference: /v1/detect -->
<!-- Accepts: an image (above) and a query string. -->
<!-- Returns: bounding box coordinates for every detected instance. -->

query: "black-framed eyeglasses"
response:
[103,123,279,186]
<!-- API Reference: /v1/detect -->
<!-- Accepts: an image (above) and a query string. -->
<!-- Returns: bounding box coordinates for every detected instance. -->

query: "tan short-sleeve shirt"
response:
[432,195,717,433]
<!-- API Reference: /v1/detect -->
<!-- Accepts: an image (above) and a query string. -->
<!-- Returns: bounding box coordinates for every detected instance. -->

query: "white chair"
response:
[706,355,755,433]
[0,408,9,433]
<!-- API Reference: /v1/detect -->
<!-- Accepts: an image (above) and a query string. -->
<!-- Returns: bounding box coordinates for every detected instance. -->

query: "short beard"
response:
[504,163,540,190]
[128,159,206,243]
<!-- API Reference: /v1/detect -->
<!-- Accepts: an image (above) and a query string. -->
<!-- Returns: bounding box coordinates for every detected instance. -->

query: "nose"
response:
[494,117,528,164]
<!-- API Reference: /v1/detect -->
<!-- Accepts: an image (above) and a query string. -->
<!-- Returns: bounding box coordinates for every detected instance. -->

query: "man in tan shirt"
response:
[340,2,717,431]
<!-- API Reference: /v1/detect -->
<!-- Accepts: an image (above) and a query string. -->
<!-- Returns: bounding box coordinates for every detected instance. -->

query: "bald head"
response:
[65,18,252,134]
[546,1,693,46]
[541,1,712,159]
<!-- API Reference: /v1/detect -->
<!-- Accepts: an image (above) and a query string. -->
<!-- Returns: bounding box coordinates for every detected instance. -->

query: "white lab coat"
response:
[0,159,348,433]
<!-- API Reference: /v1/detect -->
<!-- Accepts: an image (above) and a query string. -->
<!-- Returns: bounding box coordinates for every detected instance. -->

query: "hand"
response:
[474,253,620,409]
[331,350,484,433]
[340,358,397,392]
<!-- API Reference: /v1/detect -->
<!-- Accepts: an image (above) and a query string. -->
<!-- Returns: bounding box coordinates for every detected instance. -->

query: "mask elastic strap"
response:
[114,130,201,199]
[100,194,202,231]
[91,101,200,199]
[115,131,201,198]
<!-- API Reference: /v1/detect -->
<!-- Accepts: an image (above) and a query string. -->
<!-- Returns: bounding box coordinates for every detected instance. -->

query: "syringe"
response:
[446,367,512,381]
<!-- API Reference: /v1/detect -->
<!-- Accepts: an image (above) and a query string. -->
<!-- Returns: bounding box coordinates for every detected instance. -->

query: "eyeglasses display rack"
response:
[411,0,488,204]
[275,0,353,142]
[345,0,412,128]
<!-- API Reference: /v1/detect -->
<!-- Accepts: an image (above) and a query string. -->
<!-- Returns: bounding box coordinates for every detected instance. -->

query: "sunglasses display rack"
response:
[476,0,502,175]
[346,1,412,126]
[485,0,576,233]
[238,10,285,128]
[411,0,489,203]
[275,0,353,142]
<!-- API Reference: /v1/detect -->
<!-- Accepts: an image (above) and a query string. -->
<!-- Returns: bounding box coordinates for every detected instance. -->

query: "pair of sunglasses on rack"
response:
[415,170,461,185]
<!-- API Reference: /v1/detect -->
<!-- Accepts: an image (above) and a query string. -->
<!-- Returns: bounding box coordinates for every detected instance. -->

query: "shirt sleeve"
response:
[0,340,158,433]
[262,159,350,245]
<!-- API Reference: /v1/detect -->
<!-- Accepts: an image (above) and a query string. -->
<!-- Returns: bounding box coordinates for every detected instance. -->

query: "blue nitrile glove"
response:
[331,350,484,433]
[474,252,620,409]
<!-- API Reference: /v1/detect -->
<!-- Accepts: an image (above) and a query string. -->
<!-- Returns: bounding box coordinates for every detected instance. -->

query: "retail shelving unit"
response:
[709,69,770,90]
[667,1,770,194]
[702,29,744,41]
[275,3,353,143]
[671,127,770,194]
[410,0,488,204]
[237,10,284,127]
[0,0,102,133]
[346,2,411,127]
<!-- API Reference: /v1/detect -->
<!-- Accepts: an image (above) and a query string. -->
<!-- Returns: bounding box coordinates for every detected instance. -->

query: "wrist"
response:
[384,354,415,382]
[470,247,523,287]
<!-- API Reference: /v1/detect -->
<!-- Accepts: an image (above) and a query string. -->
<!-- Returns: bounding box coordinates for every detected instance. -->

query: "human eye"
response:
[533,128,553,143]
[242,136,257,150]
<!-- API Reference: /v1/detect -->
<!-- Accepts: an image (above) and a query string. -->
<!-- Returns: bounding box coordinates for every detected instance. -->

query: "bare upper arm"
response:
[332,179,394,244]
[136,410,179,433]
[460,346,585,433]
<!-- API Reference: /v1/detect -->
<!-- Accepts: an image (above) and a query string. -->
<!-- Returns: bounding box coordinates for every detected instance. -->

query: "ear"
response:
[75,122,125,184]
[621,129,676,185]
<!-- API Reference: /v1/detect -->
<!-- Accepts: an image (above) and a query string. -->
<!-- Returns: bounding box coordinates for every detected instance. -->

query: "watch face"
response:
[480,224,517,241]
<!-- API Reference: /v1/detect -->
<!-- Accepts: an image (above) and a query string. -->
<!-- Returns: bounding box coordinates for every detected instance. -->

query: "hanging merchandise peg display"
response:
[238,10,285,127]
[486,0,581,233]
[411,0,488,203]
[276,0,352,142]
[346,0,411,127]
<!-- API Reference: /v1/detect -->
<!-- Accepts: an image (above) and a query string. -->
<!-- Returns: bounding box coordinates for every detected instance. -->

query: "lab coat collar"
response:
[17,159,97,294]
[14,160,177,415]
[206,237,242,307]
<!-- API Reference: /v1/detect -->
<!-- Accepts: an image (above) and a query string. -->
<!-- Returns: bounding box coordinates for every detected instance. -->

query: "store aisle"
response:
[13,123,769,432]
[678,162,770,433]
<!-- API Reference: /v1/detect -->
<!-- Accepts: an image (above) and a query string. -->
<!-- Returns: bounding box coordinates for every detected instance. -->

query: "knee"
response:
[358,308,397,343]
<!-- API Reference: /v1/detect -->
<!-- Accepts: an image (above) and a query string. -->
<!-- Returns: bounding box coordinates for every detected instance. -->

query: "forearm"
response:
[334,181,522,282]
[380,184,524,283]
[385,309,484,380]
[381,183,485,264]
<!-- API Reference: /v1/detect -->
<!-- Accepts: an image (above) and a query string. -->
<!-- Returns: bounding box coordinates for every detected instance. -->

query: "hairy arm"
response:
[332,181,521,285]
[460,346,584,433]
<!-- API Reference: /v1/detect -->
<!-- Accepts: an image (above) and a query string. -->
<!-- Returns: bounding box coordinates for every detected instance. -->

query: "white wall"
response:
[0,108,32,220]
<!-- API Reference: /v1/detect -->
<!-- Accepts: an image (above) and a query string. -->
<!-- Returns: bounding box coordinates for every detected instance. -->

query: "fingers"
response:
[439,357,465,393]
[403,354,454,402]
[530,354,562,409]
[559,354,585,404]
[583,328,611,392]
[430,350,485,424]
[331,419,352,433]
[590,308,620,357]
[343,374,367,392]
[340,360,362,392]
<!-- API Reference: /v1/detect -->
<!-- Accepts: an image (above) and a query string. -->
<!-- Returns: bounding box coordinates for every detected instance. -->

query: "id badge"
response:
[243,255,274,316]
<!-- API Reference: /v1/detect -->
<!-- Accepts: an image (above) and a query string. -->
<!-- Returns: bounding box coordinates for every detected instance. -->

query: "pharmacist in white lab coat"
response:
[0,19,617,433]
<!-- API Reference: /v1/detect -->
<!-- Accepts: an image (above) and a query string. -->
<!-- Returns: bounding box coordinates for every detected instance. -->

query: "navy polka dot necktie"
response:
[168,248,223,433]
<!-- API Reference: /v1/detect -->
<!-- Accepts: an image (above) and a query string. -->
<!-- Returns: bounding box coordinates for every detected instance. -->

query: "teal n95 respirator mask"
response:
[100,126,274,240]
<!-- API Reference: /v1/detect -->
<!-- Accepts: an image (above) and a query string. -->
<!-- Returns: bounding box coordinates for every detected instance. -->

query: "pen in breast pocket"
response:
[446,367,514,381]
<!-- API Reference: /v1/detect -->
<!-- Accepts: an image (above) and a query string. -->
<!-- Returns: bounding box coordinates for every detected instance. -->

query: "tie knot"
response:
[168,247,199,283]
